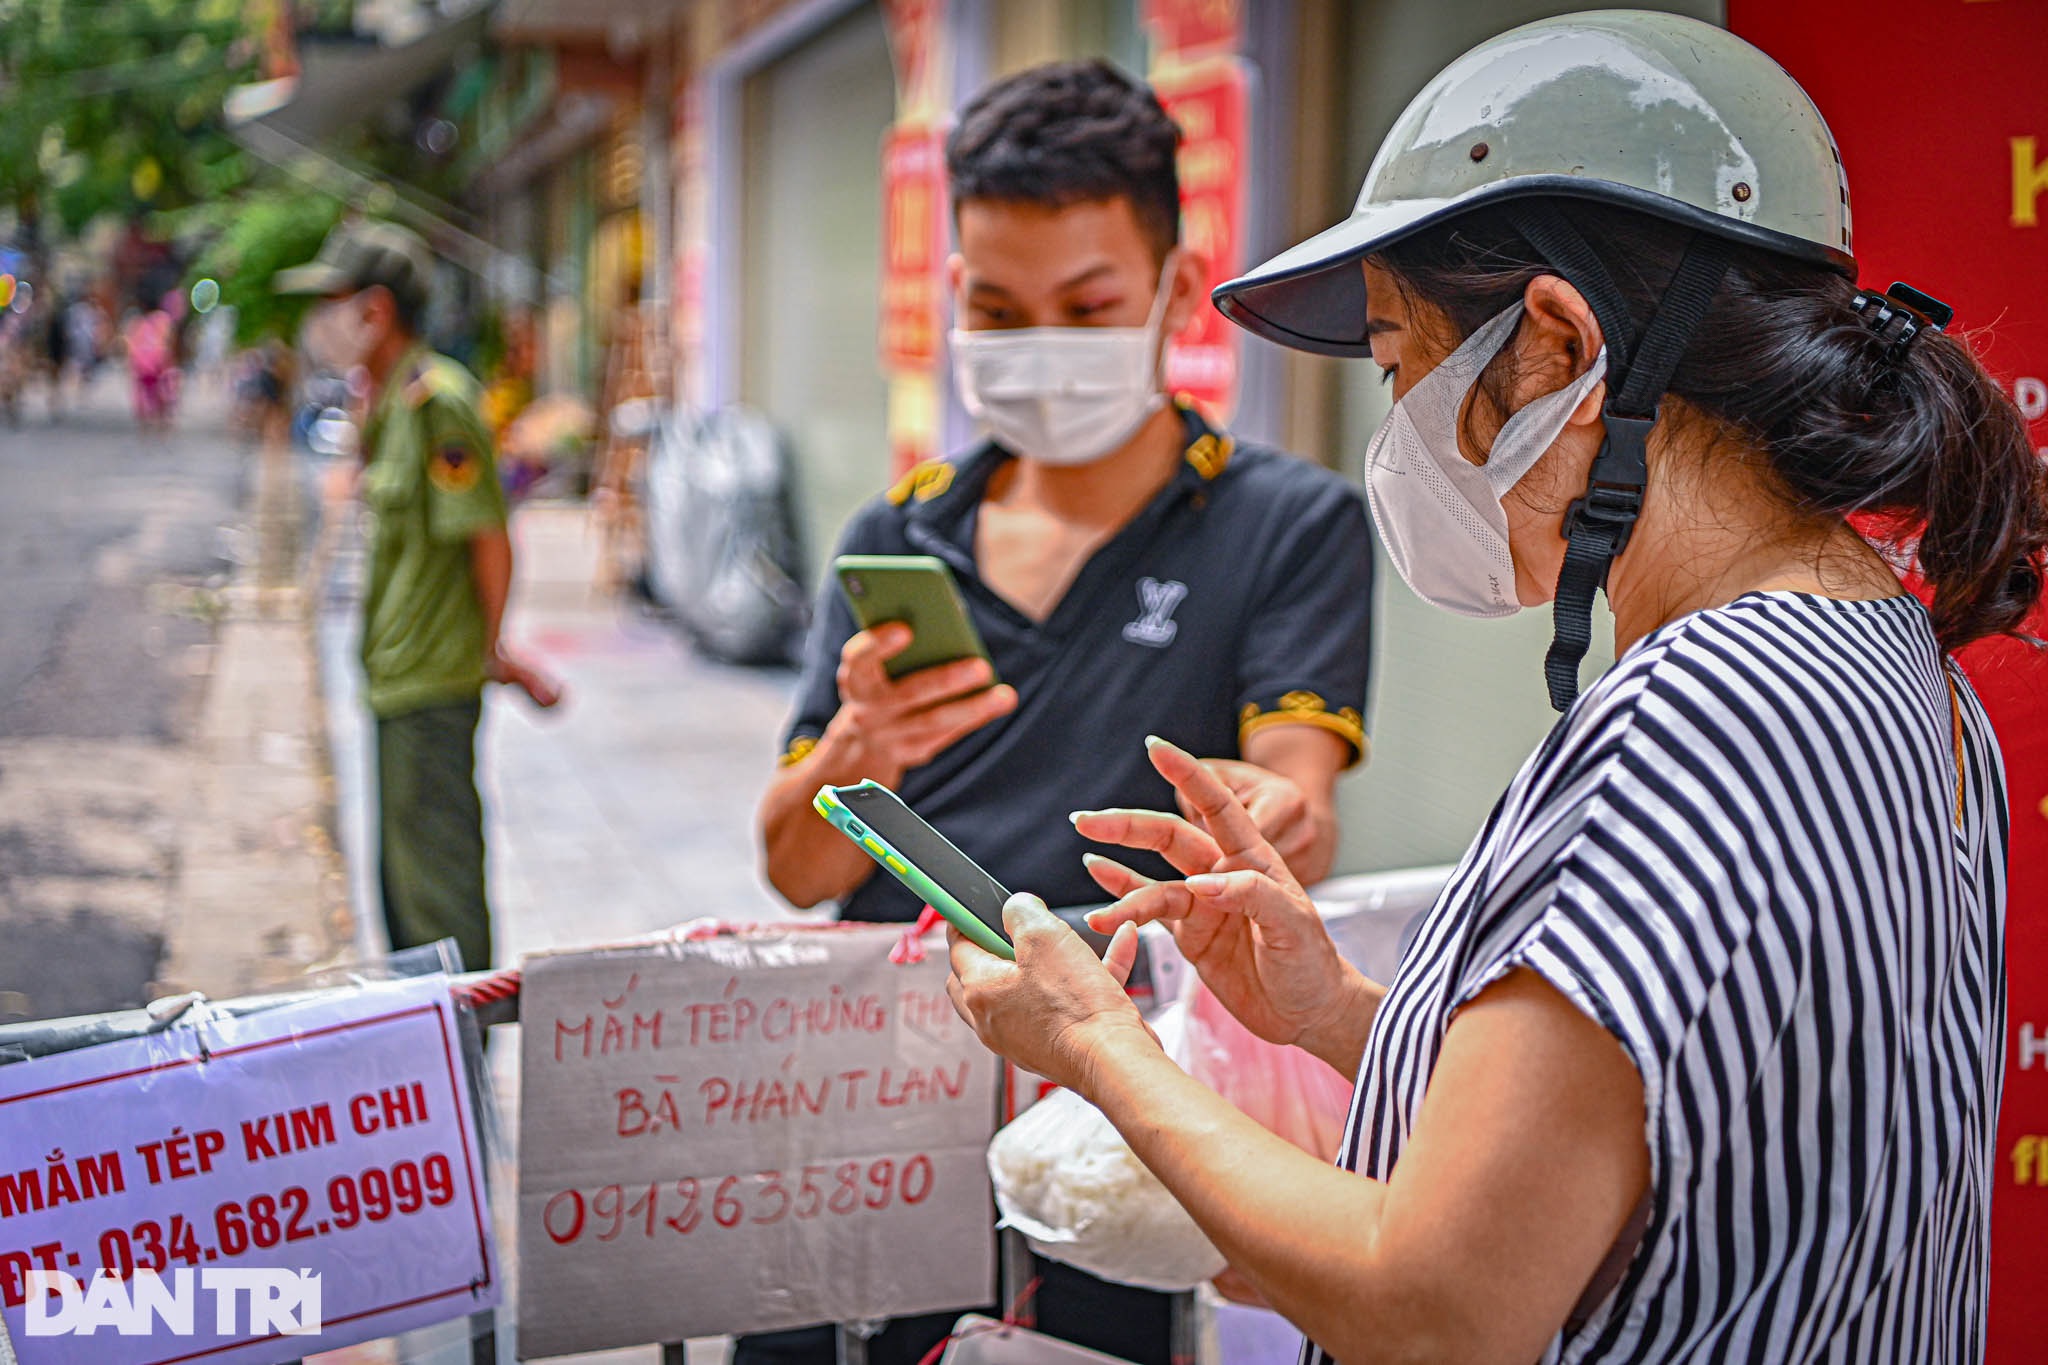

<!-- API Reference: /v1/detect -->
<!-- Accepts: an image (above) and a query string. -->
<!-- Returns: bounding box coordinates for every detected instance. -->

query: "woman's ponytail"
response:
[1870,321,2048,651]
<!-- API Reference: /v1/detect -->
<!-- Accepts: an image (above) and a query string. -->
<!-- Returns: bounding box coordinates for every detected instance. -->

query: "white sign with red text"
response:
[0,975,498,1365]
[517,926,999,1358]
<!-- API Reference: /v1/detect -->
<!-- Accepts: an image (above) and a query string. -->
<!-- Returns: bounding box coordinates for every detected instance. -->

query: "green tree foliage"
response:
[0,0,258,232]
[178,187,342,345]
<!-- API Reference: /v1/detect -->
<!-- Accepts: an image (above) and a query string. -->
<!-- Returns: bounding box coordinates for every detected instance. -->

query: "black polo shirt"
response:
[782,404,1374,922]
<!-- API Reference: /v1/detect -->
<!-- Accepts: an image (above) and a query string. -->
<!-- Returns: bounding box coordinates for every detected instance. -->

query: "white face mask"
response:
[1363,303,1608,618]
[302,293,377,375]
[949,253,1178,466]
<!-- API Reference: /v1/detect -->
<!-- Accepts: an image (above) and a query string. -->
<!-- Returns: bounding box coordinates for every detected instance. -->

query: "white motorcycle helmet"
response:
[1216,10,1854,354]
[1214,11,1872,709]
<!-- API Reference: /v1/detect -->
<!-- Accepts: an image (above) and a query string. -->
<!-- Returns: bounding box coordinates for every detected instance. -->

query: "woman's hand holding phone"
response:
[945,893,1151,1092]
[826,622,1017,780]
[1076,736,1380,1079]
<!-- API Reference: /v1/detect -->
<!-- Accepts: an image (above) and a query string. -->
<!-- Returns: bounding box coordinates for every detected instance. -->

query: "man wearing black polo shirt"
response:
[752,60,1372,1365]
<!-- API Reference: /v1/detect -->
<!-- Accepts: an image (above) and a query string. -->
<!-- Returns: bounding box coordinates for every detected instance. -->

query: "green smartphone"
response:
[813,779,1015,959]
[834,554,995,681]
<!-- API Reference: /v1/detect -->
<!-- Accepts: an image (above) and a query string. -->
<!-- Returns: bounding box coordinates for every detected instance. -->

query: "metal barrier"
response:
[2,966,1201,1365]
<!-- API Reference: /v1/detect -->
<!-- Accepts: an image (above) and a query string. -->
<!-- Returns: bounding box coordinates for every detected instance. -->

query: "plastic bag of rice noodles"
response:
[986,1014,1226,1292]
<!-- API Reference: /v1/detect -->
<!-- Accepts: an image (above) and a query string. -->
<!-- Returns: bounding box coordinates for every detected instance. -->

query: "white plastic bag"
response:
[986,1014,1226,1292]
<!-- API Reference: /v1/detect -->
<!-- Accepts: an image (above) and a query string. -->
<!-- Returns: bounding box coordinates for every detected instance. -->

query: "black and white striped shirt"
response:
[1327,591,2007,1364]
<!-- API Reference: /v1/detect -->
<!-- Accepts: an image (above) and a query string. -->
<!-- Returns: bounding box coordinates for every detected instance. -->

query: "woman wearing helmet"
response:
[946,12,2042,1362]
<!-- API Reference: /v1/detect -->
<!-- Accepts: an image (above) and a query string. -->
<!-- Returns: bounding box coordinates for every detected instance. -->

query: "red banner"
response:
[880,0,943,112]
[1154,59,1248,422]
[878,123,948,375]
[1142,0,1240,61]
[1727,4,2048,1360]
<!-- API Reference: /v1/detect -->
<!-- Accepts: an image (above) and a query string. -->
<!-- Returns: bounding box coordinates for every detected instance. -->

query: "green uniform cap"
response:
[275,219,434,321]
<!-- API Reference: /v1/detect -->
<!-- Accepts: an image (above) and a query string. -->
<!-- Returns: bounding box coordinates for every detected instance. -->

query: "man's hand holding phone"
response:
[825,622,1017,782]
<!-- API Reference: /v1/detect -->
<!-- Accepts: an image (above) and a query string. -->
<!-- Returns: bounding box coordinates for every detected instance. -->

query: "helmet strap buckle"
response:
[1561,409,1658,561]
[1528,228,1731,712]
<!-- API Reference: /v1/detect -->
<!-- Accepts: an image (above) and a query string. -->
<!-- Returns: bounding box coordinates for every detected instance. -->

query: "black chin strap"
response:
[1507,204,1731,711]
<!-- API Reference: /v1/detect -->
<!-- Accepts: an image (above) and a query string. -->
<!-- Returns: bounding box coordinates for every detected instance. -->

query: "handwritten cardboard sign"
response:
[517,927,998,1358]
[0,976,498,1365]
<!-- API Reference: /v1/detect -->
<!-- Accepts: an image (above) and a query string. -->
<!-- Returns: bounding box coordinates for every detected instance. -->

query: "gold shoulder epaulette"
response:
[403,358,463,410]
[1184,432,1234,480]
[885,460,955,506]
[401,367,435,410]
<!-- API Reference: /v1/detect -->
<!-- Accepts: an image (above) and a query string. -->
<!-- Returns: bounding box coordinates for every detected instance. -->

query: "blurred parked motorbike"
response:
[622,401,809,667]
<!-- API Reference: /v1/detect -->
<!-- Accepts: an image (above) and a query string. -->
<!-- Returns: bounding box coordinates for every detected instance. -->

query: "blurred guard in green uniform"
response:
[280,221,561,971]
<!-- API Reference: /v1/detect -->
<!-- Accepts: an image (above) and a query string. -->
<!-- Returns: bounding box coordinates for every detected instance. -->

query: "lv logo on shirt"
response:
[1122,577,1189,648]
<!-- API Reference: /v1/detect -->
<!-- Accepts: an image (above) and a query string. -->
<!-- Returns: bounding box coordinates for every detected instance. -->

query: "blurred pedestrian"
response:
[39,292,69,420]
[232,338,296,449]
[277,221,563,973]
[0,306,26,427]
[194,303,233,391]
[124,299,177,432]
[253,339,294,450]
[63,293,102,398]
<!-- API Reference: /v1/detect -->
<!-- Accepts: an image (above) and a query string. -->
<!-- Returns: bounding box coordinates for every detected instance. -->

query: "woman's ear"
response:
[1163,248,1208,340]
[1521,275,1605,388]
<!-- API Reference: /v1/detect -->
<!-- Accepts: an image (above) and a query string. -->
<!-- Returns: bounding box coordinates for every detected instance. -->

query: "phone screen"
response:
[834,555,994,682]
[835,784,1012,940]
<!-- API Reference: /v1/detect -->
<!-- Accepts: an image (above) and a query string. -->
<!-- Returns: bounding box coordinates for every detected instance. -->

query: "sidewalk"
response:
[317,496,804,1363]
[159,403,354,997]
[486,505,805,957]
[319,498,805,972]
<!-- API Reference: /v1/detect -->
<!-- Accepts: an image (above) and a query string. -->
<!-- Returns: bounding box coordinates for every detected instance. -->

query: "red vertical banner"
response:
[672,77,705,404]
[249,0,300,82]
[878,0,951,476]
[880,0,944,115]
[1727,5,2048,1361]
[878,125,946,375]
[1142,0,1240,61]
[878,123,948,472]
[1152,59,1249,423]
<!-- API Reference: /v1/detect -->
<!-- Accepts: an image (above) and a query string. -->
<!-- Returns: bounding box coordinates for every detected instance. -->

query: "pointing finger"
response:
[1144,736,1285,873]
[1081,852,1154,900]
[1071,807,1223,876]
[1085,880,1198,934]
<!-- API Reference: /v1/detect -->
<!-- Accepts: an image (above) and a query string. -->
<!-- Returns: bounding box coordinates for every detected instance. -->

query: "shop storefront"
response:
[473,4,674,419]
[675,0,1288,579]
[733,2,897,575]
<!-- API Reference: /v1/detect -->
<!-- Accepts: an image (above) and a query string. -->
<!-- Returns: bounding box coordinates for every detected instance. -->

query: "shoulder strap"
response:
[1507,204,1731,710]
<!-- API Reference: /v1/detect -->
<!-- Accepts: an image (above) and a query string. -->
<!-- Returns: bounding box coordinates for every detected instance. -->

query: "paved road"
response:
[0,372,247,1020]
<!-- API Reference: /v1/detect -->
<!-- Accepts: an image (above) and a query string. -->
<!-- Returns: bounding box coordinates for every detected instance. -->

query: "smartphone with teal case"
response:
[834,554,995,681]
[813,780,1015,959]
